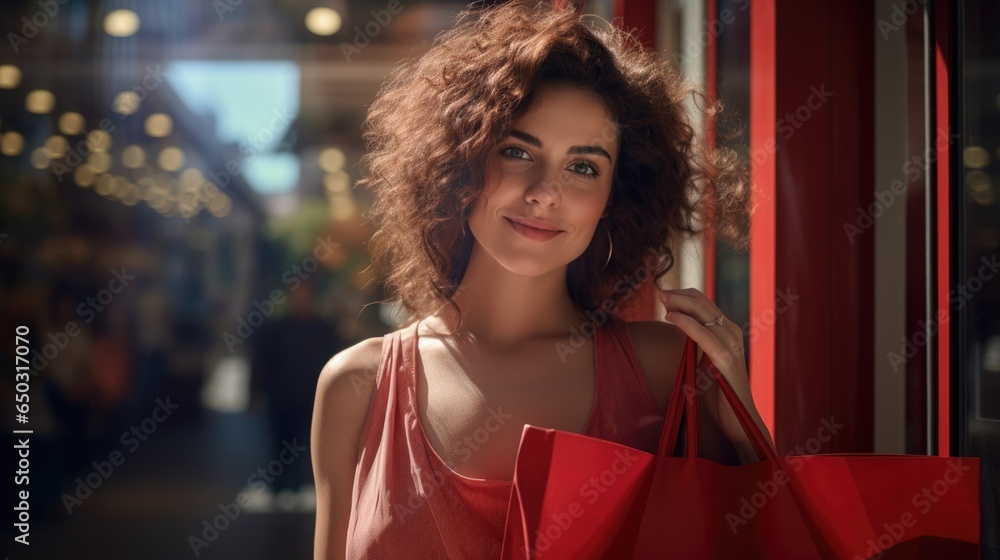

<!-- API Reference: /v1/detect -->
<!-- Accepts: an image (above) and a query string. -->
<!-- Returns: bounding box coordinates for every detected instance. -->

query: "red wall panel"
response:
[750,0,875,453]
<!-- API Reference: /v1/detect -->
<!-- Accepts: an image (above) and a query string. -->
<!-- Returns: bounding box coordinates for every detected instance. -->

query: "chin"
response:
[504,260,559,278]
[498,244,589,278]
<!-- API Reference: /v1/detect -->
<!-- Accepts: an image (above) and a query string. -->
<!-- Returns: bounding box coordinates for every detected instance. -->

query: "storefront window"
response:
[956,0,1000,552]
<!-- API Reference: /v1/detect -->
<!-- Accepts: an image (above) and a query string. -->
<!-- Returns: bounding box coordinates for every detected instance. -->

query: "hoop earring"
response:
[601,222,613,271]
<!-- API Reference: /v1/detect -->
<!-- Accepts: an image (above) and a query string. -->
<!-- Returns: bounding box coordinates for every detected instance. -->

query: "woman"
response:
[311,1,773,558]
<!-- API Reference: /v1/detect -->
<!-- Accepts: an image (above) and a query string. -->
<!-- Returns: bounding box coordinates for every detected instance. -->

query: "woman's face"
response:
[468,83,620,277]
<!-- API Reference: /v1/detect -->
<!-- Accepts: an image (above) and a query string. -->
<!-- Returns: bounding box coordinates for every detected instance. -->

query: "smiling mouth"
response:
[504,217,564,241]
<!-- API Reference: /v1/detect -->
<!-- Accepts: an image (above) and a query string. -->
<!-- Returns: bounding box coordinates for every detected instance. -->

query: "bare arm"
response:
[311,338,382,560]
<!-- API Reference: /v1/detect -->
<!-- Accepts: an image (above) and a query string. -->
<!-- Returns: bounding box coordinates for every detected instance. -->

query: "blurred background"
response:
[0,0,996,558]
[0,1,473,557]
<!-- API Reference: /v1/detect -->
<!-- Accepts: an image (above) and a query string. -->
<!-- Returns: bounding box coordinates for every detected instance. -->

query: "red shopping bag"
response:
[498,425,657,559]
[633,338,981,559]
[501,335,982,559]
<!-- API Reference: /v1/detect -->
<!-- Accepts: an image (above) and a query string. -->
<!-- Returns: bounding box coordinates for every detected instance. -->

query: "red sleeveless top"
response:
[345,317,665,560]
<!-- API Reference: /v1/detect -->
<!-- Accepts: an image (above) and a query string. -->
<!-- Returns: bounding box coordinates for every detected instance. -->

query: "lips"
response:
[504,216,564,241]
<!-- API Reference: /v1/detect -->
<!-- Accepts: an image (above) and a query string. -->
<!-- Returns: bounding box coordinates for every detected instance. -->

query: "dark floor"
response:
[6,409,315,560]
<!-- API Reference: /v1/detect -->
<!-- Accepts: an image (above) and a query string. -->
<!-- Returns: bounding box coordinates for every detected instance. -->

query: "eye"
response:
[500,146,531,161]
[568,161,599,178]
[499,146,600,179]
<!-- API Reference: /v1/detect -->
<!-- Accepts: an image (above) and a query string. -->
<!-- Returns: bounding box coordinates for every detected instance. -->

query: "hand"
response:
[657,288,776,462]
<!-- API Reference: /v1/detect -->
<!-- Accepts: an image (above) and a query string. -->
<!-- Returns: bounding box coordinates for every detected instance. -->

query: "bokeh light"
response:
[113,91,141,116]
[158,146,185,171]
[25,90,56,114]
[58,112,85,135]
[0,65,22,89]
[144,113,173,138]
[1,131,25,156]
[305,8,342,36]
[104,9,141,37]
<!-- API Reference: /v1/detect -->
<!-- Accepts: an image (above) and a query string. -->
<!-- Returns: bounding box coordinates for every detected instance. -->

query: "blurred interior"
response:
[0,1,480,557]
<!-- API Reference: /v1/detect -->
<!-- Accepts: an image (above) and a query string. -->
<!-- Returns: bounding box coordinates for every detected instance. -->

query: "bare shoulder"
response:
[622,320,689,414]
[317,336,385,393]
[312,335,386,478]
[311,335,385,560]
[314,336,385,435]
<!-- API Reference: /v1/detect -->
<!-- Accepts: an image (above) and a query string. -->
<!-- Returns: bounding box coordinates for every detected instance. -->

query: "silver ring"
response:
[703,315,725,327]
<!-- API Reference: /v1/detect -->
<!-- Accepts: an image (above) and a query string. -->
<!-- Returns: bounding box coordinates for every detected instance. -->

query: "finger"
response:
[659,290,730,336]
[660,290,742,340]
[665,310,737,371]
[659,289,724,321]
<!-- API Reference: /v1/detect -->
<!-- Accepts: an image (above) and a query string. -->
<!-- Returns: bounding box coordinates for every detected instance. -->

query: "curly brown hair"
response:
[359,0,751,327]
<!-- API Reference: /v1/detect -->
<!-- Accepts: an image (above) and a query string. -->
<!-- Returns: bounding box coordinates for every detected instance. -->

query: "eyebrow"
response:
[508,129,613,165]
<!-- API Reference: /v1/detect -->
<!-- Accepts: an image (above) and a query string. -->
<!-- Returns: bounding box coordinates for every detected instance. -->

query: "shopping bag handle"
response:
[657,334,699,458]
[657,336,779,464]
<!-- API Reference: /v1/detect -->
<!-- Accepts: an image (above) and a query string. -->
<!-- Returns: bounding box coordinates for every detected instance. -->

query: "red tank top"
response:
[346,317,665,560]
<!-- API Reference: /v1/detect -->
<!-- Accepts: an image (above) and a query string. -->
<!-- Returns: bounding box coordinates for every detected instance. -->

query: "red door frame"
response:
[749,0,778,444]
[933,0,952,456]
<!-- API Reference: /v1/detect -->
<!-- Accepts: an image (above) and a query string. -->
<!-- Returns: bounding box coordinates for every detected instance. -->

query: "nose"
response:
[524,174,562,208]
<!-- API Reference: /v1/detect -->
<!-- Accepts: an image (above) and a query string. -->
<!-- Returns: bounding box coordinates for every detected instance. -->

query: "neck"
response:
[430,240,583,349]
